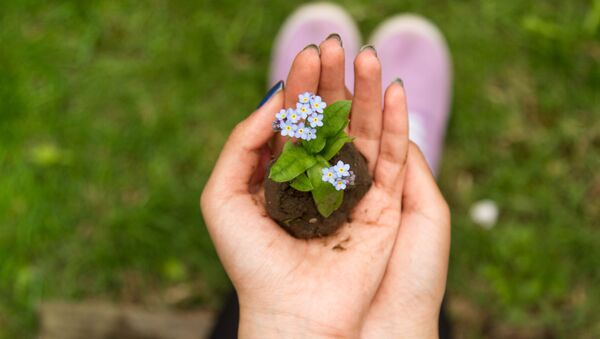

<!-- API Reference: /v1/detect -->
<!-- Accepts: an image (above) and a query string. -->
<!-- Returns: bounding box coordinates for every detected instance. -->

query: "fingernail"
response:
[302,43,321,55]
[326,33,343,47]
[257,80,284,108]
[359,44,377,57]
[392,77,404,87]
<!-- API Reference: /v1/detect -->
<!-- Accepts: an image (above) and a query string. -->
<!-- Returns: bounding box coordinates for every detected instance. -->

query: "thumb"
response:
[204,86,284,199]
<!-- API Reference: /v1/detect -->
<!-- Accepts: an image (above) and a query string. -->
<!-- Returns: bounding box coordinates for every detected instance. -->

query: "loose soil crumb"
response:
[264,143,371,239]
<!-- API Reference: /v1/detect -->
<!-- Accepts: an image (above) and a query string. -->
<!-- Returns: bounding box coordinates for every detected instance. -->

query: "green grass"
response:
[1,0,598,338]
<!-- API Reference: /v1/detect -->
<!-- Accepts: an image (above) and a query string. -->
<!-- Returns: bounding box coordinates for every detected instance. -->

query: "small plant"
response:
[269,93,355,217]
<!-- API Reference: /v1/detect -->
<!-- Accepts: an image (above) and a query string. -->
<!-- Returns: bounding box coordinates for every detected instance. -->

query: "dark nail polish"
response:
[302,43,321,55]
[257,80,284,108]
[359,44,377,57]
[326,33,343,47]
[393,77,404,87]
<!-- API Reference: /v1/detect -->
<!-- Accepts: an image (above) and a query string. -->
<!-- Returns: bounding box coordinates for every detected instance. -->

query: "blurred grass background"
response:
[0,0,599,338]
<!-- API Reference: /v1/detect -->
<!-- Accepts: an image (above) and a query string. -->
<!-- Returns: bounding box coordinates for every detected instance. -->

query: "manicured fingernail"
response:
[392,77,404,87]
[359,44,377,57]
[257,80,284,108]
[326,33,343,47]
[303,43,321,55]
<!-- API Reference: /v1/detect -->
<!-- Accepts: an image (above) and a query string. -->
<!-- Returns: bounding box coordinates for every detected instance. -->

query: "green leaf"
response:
[306,157,330,187]
[306,158,344,217]
[312,181,344,217]
[301,100,351,154]
[302,135,326,154]
[321,130,354,160]
[269,141,317,182]
[290,173,313,192]
[320,100,351,137]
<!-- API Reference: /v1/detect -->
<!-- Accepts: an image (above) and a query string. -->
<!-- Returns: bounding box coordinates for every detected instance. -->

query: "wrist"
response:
[362,312,439,339]
[239,305,356,339]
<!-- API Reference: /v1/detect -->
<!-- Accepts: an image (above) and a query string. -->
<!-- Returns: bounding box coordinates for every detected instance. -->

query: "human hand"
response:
[201,37,410,338]
[360,143,451,339]
[308,38,451,338]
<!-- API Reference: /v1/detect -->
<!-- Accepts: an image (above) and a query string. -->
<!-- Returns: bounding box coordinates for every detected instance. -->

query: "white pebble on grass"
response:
[470,199,499,229]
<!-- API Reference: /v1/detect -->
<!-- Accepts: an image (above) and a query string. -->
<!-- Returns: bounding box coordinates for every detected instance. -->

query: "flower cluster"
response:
[273,92,327,140]
[321,160,354,191]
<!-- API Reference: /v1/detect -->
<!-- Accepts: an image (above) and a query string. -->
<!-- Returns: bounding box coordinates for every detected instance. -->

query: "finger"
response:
[349,46,382,174]
[366,143,450,324]
[208,90,285,195]
[403,142,450,218]
[374,80,409,198]
[272,45,321,154]
[317,34,346,103]
[390,142,451,300]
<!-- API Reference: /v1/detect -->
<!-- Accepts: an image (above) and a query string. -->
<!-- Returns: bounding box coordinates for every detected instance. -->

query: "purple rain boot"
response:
[269,2,362,90]
[370,14,452,175]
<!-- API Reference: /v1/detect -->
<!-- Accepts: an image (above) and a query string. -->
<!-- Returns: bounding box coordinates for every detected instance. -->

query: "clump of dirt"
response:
[264,143,371,239]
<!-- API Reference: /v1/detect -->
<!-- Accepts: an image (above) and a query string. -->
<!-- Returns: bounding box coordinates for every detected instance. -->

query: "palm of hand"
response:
[213,181,401,332]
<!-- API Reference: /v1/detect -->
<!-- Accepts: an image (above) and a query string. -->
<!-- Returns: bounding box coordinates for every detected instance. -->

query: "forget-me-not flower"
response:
[334,179,348,191]
[298,92,311,104]
[295,122,309,140]
[280,121,297,137]
[275,109,287,121]
[321,167,336,184]
[333,160,350,177]
[310,95,326,113]
[306,128,317,140]
[308,113,323,128]
[296,103,312,119]
[287,108,301,123]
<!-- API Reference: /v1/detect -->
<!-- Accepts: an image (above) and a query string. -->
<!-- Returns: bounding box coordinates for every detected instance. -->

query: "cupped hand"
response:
[201,38,411,338]
[360,143,451,339]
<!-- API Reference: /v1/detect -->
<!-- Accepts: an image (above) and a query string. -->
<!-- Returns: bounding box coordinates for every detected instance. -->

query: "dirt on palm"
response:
[264,143,371,239]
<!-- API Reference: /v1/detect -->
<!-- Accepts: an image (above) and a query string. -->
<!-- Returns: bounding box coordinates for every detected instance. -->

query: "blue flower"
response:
[334,179,348,191]
[321,167,336,183]
[279,121,297,137]
[296,103,312,119]
[275,109,287,121]
[310,95,327,113]
[333,160,350,177]
[306,128,317,140]
[286,108,301,123]
[298,92,311,104]
[295,122,309,140]
[308,113,324,128]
